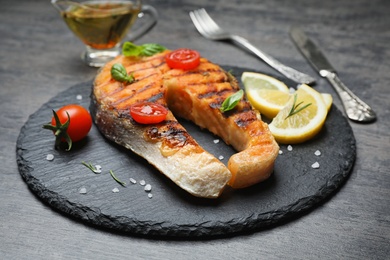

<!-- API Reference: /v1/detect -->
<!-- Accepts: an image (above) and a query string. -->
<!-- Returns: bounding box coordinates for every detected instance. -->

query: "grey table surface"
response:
[1,0,389,259]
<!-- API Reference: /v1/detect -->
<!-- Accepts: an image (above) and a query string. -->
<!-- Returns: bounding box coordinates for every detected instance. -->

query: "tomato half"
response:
[51,104,92,142]
[165,48,200,70]
[130,102,168,124]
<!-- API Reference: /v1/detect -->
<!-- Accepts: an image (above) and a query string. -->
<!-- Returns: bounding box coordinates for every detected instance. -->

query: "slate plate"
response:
[16,67,356,238]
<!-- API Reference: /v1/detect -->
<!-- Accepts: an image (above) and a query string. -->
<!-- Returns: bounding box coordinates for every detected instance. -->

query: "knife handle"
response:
[230,35,316,85]
[321,70,376,122]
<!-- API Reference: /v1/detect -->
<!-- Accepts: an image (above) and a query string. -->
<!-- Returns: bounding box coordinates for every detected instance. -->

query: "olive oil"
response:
[61,1,140,49]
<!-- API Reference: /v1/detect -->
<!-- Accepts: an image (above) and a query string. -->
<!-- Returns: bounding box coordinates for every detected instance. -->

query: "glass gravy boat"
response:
[52,0,158,67]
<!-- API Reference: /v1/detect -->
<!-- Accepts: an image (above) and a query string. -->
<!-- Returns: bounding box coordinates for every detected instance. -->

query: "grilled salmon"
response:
[164,58,279,189]
[91,50,279,198]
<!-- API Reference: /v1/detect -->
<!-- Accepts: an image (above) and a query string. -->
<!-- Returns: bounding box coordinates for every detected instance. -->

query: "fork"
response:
[189,8,316,85]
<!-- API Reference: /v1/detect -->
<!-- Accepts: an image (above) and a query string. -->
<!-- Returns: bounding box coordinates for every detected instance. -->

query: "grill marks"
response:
[165,60,258,128]
[106,55,170,110]
[98,52,197,150]
[96,53,259,150]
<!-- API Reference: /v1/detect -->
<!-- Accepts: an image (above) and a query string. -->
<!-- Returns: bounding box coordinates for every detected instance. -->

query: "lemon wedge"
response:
[242,72,290,92]
[243,72,333,119]
[321,93,333,112]
[242,72,290,118]
[269,84,328,144]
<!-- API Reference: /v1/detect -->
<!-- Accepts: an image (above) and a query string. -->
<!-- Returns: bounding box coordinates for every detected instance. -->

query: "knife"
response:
[289,27,376,123]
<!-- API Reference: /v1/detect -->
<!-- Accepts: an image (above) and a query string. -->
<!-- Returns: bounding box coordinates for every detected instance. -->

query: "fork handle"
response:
[230,35,315,85]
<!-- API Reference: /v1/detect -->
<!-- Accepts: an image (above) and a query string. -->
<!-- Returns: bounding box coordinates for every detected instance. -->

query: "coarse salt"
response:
[139,180,146,186]
[213,139,220,144]
[79,187,87,194]
[129,178,137,184]
[311,162,320,169]
[287,145,293,151]
[148,193,153,199]
[218,155,224,160]
[144,184,152,192]
[278,150,283,155]
[314,150,321,156]
[46,154,54,161]
[112,187,120,193]
[94,165,102,173]
[76,95,83,100]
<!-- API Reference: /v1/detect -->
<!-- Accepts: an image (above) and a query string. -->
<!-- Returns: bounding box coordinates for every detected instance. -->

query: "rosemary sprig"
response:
[81,161,101,174]
[285,94,312,119]
[109,170,126,187]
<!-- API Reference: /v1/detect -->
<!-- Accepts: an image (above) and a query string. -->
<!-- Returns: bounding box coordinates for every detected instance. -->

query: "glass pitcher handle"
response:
[127,5,158,42]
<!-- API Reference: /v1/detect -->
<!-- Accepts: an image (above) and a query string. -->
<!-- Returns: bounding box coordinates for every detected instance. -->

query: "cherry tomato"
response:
[165,48,200,70]
[51,104,92,142]
[130,102,168,124]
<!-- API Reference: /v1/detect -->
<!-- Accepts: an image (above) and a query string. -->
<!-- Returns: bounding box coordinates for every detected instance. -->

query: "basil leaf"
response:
[122,42,142,56]
[111,63,134,83]
[220,89,244,112]
[122,42,166,57]
[140,43,166,56]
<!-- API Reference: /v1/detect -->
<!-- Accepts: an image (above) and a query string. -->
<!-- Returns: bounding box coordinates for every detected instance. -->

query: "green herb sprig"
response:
[109,170,126,187]
[220,89,244,112]
[81,161,126,186]
[122,42,166,57]
[285,94,312,119]
[81,161,101,174]
[111,63,135,84]
[42,110,72,151]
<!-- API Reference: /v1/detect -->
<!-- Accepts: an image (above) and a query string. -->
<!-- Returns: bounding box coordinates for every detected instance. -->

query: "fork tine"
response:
[196,8,222,34]
[190,9,213,38]
[189,10,207,36]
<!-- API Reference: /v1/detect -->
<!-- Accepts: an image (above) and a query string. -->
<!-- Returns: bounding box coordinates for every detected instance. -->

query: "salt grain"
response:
[148,193,153,199]
[46,154,54,161]
[213,139,220,144]
[218,155,224,160]
[76,95,83,100]
[287,145,293,151]
[112,187,120,193]
[278,150,283,155]
[314,150,321,156]
[129,178,137,184]
[311,162,320,169]
[144,184,152,192]
[79,187,87,194]
[94,165,102,173]
[139,180,146,186]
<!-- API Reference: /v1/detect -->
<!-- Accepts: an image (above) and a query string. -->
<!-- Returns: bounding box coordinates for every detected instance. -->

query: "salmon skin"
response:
[91,50,279,198]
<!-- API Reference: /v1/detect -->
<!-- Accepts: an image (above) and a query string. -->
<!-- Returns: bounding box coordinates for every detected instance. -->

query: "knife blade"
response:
[289,27,376,123]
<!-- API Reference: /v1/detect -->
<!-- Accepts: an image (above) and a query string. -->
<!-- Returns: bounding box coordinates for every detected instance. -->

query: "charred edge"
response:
[198,88,232,99]
[145,121,194,148]
[234,109,258,128]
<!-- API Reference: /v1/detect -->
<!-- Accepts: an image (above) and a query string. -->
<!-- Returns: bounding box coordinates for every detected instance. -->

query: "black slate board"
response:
[16,67,356,238]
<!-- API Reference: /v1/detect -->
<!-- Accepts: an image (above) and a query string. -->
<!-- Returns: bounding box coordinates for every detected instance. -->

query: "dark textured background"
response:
[1,0,389,258]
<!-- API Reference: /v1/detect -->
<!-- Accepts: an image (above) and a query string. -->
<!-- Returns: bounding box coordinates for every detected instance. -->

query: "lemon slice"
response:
[269,84,328,144]
[242,72,290,92]
[321,93,333,112]
[242,72,290,118]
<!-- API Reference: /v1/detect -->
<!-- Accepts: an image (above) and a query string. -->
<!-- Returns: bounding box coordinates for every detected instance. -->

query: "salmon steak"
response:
[91,50,279,198]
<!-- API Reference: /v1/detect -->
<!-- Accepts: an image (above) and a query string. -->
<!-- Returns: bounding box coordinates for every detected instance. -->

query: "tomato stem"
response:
[42,110,73,151]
